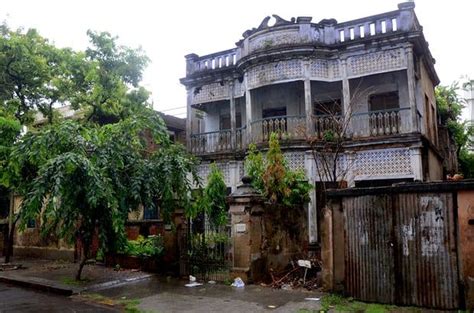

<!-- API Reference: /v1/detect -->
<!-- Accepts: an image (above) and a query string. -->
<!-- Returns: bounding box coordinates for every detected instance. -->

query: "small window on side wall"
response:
[369,92,399,112]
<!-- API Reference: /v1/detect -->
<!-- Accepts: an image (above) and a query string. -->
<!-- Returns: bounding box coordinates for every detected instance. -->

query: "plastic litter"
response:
[208,280,216,284]
[189,275,196,282]
[304,297,320,301]
[231,277,245,288]
[281,284,292,290]
[185,282,203,287]
[267,305,277,309]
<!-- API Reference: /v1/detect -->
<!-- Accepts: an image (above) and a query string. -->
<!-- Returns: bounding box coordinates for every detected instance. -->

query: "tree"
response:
[0,24,76,124]
[8,110,198,280]
[435,83,474,177]
[202,164,228,230]
[245,133,311,206]
[305,86,372,190]
[69,30,150,125]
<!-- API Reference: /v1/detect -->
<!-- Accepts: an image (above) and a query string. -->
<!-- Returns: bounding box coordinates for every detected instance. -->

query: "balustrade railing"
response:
[351,108,410,138]
[190,129,232,154]
[189,109,416,154]
[251,115,306,143]
[312,115,344,140]
[186,49,238,75]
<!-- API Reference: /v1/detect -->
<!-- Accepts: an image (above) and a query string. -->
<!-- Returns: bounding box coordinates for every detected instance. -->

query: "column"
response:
[186,87,193,151]
[244,74,252,145]
[229,81,236,149]
[341,59,351,135]
[410,147,423,181]
[305,151,317,244]
[303,60,313,136]
[406,46,418,132]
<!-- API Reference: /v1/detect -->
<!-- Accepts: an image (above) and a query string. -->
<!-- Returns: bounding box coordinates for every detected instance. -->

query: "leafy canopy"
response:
[9,109,198,254]
[435,83,474,177]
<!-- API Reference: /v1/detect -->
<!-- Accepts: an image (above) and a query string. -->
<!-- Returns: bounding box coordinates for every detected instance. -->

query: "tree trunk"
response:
[5,193,19,263]
[75,238,90,281]
[76,254,88,281]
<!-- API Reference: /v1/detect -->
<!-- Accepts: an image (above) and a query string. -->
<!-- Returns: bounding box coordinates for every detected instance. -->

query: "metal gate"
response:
[182,214,232,281]
[343,192,460,309]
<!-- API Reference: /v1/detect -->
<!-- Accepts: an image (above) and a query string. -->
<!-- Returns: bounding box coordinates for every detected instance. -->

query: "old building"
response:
[181,2,446,244]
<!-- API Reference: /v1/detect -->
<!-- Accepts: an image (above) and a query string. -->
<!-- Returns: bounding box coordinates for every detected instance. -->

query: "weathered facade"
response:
[181,2,447,244]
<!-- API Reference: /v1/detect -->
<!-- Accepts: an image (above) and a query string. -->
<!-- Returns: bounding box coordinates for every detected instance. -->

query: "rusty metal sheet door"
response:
[343,192,460,309]
[395,193,459,309]
[343,195,395,304]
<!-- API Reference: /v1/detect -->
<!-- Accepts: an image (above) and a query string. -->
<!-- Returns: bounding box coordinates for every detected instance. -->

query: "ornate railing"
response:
[351,108,410,137]
[190,129,232,154]
[312,115,344,140]
[236,126,246,150]
[186,49,238,75]
[251,115,306,143]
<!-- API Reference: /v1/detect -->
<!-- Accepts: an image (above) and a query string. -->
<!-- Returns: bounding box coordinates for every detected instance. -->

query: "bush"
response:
[122,235,164,258]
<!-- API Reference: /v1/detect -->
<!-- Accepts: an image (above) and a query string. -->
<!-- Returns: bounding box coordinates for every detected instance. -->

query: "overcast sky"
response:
[1,0,473,118]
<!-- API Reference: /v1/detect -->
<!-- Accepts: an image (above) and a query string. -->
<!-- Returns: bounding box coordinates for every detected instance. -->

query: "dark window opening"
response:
[219,113,242,130]
[144,205,159,220]
[354,178,413,188]
[314,99,342,116]
[263,107,287,119]
[369,92,399,111]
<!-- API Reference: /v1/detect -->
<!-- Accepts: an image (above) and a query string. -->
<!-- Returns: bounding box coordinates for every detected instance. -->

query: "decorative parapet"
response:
[183,2,420,78]
[192,82,229,105]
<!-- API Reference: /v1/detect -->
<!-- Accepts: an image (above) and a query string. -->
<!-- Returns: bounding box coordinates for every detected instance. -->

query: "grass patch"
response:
[317,294,423,312]
[60,276,92,286]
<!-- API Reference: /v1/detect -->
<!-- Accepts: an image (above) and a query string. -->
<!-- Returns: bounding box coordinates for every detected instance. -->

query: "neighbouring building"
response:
[180,2,452,244]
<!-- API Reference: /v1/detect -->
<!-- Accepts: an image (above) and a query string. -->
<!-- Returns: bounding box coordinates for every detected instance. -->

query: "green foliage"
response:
[189,163,227,229]
[7,110,197,273]
[435,83,474,178]
[244,143,265,191]
[436,83,464,126]
[245,133,312,206]
[459,148,474,178]
[122,235,164,258]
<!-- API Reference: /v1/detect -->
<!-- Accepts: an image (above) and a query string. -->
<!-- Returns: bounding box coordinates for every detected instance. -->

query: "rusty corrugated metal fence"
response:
[343,192,460,309]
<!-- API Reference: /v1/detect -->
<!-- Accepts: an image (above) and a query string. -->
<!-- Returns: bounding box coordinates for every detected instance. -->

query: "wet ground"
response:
[91,276,324,312]
[0,282,116,312]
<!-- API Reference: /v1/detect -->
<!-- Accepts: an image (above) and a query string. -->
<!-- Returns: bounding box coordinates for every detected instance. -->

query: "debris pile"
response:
[269,258,321,291]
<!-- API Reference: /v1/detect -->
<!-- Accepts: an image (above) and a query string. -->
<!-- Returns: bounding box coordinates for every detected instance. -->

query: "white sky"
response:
[1,0,473,119]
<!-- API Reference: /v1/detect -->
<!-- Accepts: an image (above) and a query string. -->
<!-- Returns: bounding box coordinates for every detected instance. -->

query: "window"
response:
[219,113,242,130]
[369,92,399,111]
[144,206,159,220]
[262,107,287,119]
[314,99,342,116]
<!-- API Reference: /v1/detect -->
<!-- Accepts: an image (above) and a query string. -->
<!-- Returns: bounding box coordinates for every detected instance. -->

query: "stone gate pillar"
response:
[227,176,265,283]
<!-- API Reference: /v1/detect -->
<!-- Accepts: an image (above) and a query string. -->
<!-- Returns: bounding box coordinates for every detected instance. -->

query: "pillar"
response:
[186,87,193,151]
[406,46,418,132]
[227,176,264,283]
[341,59,351,134]
[410,147,423,181]
[305,151,318,244]
[229,80,237,149]
[303,61,313,135]
[244,75,252,145]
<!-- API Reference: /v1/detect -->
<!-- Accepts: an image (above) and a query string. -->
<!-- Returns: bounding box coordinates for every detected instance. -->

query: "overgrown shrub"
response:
[122,235,164,258]
[245,133,312,206]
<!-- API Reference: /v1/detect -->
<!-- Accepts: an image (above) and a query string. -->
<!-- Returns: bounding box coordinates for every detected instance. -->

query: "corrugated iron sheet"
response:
[395,192,459,309]
[343,192,460,309]
[343,195,395,304]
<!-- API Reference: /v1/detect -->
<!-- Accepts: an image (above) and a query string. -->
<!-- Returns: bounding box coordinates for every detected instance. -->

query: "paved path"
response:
[0,282,117,313]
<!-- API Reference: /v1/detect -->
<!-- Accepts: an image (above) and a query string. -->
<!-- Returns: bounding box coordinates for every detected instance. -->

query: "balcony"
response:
[189,108,415,155]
